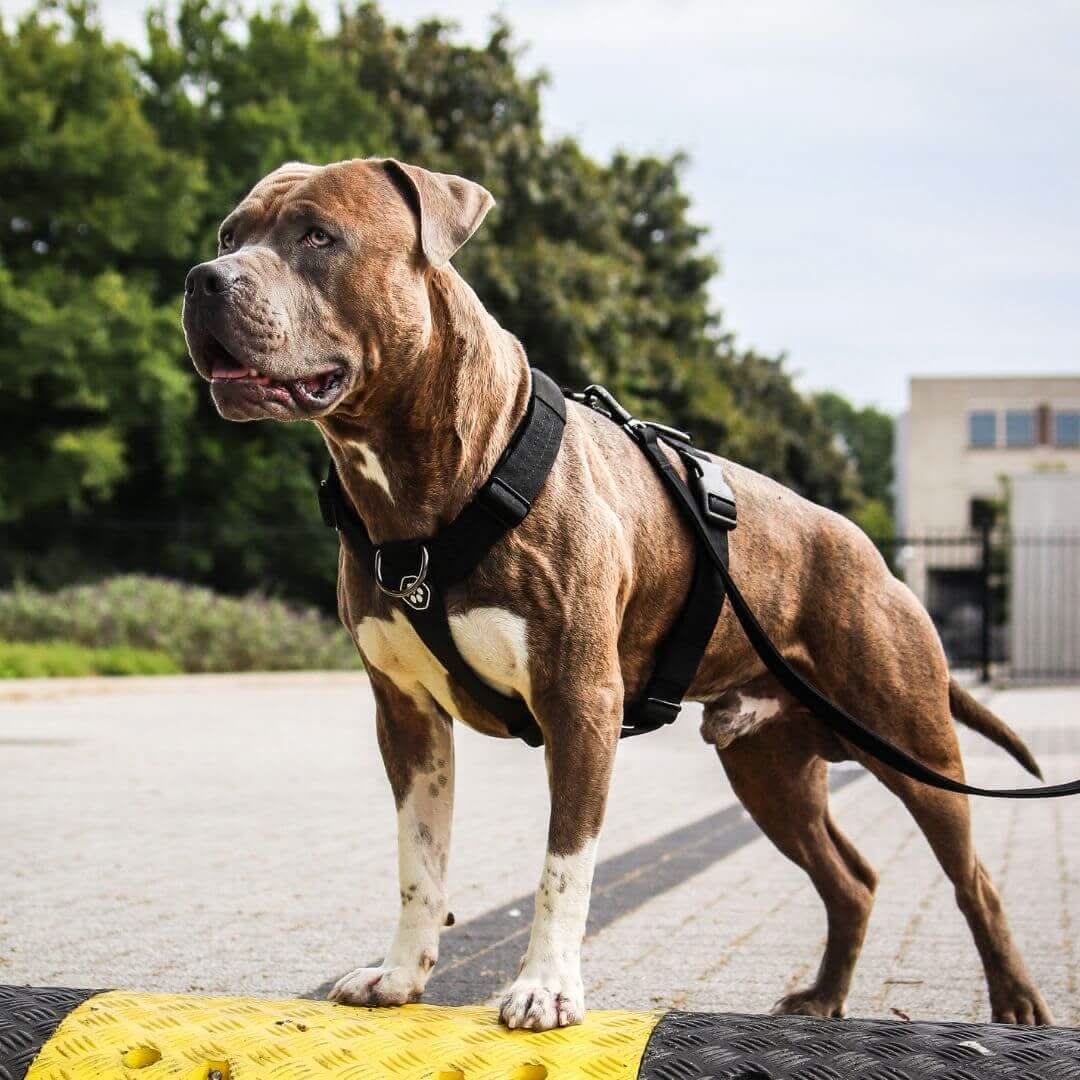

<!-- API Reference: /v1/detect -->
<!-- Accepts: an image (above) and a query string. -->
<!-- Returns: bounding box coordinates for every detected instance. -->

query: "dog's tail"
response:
[949,679,1043,779]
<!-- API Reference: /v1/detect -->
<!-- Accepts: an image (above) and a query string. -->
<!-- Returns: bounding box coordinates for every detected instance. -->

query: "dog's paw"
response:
[328,965,425,1007]
[991,986,1053,1026]
[498,976,585,1031]
[771,987,845,1019]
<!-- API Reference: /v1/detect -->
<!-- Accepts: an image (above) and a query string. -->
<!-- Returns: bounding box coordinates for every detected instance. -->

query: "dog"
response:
[182,158,1051,1031]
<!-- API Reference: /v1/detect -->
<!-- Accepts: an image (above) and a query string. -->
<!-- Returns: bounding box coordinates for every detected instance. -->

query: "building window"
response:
[1055,410,1080,447]
[1005,409,1035,447]
[968,410,996,448]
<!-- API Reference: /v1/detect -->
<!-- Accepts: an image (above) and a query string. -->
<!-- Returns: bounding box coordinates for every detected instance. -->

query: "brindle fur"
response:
[182,158,1051,1029]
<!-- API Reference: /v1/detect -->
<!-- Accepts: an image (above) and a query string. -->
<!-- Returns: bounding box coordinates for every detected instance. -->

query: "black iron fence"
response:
[874,527,1080,682]
[2,516,1078,683]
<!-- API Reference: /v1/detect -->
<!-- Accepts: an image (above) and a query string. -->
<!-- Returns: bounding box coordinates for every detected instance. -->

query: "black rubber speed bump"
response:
[640,1009,1080,1079]
[0,985,99,1080]
[3,984,1080,1079]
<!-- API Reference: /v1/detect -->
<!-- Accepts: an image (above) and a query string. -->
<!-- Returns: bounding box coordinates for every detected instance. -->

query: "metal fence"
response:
[875,527,1080,682]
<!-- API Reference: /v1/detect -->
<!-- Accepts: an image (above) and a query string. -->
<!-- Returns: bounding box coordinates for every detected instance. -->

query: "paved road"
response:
[1,674,1077,1024]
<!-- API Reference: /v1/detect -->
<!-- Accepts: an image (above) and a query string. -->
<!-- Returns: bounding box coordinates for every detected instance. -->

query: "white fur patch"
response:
[354,609,455,714]
[353,606,530,720]
[330,750,453,1006]
[700,691,784,750]
[347,439,394,502]
[448,607,531,701]
[738,694,782,722]
[499,839,597,1030]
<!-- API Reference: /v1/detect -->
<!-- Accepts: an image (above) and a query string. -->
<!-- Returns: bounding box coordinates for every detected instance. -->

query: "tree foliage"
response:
[0,0,877,606]
[814,391,895,537]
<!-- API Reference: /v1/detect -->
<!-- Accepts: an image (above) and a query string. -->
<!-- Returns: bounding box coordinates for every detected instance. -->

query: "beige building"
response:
[898,375,1080,536]
[896,375,1080,675]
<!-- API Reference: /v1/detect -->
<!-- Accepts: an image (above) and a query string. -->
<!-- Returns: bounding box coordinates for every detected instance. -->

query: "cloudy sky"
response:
[14,0,1080,410]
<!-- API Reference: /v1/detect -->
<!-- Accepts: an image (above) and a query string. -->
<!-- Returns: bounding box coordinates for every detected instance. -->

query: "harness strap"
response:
[630,424,1080,800]
[321,368,727,746]
[321,369,567,748]
[621,545,727,737]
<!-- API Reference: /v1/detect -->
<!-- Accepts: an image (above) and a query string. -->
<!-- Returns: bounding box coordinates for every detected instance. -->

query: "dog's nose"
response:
[184,260,241,298]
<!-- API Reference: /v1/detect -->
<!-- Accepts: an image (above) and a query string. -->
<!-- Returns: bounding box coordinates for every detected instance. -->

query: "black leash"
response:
[321,370,1080,799]
[625,422,1080,799]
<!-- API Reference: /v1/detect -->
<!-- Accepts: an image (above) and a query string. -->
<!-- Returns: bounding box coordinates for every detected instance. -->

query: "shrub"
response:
[0,576,360,673]
[0,641,179,678]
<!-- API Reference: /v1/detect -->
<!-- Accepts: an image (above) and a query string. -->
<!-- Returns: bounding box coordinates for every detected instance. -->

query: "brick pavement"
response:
[1,675,1076,1025]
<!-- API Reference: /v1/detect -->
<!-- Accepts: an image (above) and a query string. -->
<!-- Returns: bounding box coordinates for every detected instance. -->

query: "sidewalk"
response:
[1,674,1076,1025]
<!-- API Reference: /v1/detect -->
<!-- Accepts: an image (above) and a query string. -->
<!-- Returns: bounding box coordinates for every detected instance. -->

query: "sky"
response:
[11,0,1080,411]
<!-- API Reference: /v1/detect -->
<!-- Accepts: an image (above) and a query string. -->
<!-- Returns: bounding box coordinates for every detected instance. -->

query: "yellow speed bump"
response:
[25,990,662,1080]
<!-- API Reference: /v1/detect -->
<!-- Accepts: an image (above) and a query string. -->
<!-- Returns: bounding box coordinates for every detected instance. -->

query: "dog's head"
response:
[182,159,493,421]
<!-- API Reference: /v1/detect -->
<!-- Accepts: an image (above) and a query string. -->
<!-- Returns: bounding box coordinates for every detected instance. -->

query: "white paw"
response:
[498,974,585,1031]
[328,965,425,1007]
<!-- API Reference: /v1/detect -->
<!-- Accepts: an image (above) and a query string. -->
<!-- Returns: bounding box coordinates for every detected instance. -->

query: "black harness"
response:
[320,367,1080,799]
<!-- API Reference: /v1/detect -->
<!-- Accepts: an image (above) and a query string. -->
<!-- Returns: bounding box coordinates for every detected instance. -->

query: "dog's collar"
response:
[319,367,566,585]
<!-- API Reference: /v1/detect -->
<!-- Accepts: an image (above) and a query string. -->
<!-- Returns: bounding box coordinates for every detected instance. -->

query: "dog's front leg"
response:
[330,673,453,1007]
[499,688,621,1031]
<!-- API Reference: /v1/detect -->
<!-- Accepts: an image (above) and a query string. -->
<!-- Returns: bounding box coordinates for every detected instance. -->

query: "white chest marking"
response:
[348,440,394,503]
[353,607,530,716]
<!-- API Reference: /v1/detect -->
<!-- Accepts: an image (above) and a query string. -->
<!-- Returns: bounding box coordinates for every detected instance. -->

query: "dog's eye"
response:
[302,227,333,249]
[219,229,234,251]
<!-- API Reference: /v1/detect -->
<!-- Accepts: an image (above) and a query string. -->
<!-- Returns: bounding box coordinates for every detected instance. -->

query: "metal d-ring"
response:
[374,545,430,599]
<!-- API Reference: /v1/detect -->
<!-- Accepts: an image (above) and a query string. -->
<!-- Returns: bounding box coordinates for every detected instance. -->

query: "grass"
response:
[0,576,360,674]
[0,640,179,678]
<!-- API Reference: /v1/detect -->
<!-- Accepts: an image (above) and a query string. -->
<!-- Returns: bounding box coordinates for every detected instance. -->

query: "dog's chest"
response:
[351,606,531,720]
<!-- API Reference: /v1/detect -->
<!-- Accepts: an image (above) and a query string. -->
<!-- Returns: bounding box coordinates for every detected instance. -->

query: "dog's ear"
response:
[385,159,494,268]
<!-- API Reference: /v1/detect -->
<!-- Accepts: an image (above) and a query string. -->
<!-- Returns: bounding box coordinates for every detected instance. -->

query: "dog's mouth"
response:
[201,334,346,413]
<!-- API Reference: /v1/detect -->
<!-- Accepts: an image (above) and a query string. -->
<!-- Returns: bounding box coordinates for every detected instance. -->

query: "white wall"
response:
[1010,472,1080,678]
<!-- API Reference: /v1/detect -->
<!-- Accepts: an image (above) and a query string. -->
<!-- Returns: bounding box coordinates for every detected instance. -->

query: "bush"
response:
[0,640,179,678]
[0,576,360,673]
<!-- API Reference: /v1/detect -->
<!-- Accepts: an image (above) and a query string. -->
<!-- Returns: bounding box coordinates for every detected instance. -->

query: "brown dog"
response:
[182,158,1051,1031]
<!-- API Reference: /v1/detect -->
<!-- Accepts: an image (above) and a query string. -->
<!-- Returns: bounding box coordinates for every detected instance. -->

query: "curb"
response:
[3,985,1080,1079]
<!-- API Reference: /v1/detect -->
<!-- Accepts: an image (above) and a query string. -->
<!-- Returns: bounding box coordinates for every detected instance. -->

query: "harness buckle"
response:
[374,545,431,607]
[479,476,530,527]
[689,456,738,531]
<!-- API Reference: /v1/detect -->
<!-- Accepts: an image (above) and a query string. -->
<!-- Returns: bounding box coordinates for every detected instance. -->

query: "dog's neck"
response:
[318,269,531,545]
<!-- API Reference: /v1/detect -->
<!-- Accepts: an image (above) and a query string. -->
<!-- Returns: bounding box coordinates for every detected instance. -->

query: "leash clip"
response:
[575,384,693,445]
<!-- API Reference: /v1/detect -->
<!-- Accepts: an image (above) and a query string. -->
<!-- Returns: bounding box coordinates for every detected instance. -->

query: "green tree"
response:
[814,392,894,507]
[1,0,866,605]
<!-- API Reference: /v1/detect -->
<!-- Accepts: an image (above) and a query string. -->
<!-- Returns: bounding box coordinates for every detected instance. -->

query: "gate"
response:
[875,526,1080,682]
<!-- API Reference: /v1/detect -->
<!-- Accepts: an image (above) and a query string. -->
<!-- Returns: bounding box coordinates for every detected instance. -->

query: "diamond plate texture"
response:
[640,1010,1080,1080]
[0,985,101,1080]
[22,989,661,1079]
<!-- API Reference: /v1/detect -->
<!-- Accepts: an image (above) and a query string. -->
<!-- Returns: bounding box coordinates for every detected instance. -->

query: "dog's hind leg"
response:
[864,758,1052,1024]
[707,710,877,1018]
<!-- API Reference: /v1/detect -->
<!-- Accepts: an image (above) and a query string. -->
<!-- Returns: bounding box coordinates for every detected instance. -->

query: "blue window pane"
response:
[1005,410,1035,447]
[969,411,996,448]
[1056,410,1080,447]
